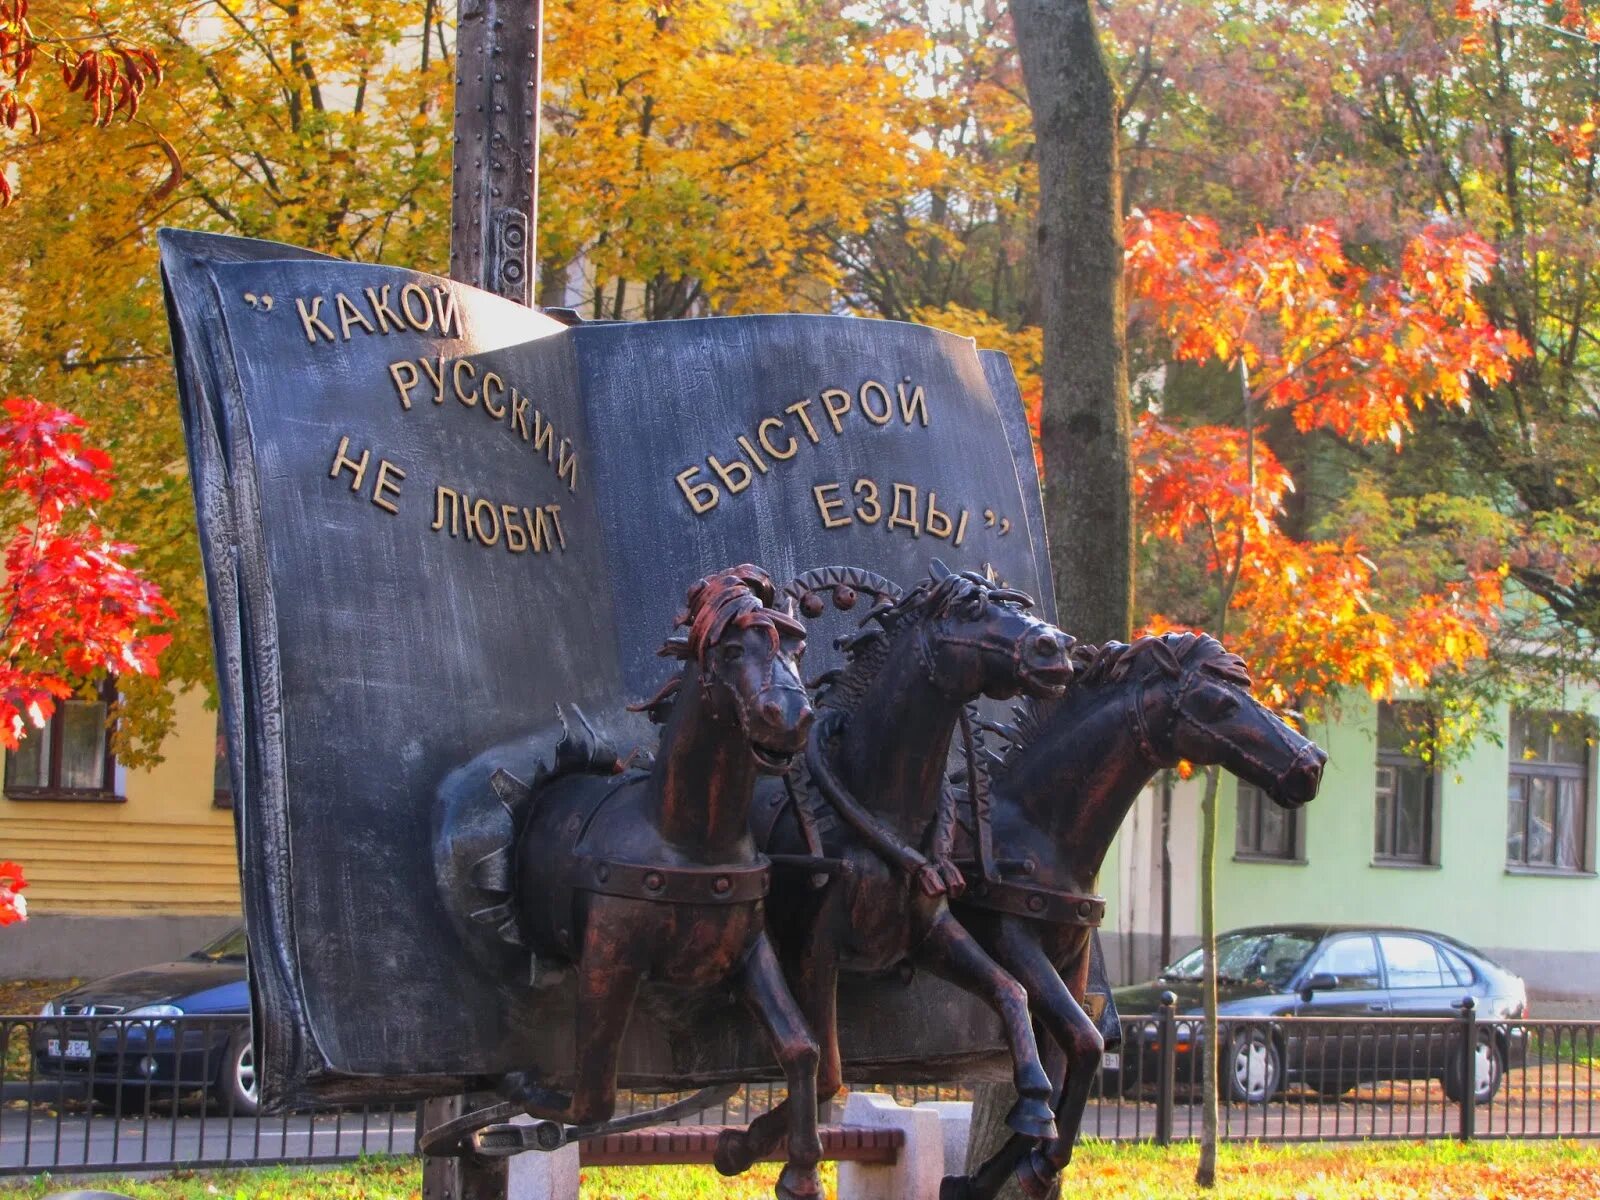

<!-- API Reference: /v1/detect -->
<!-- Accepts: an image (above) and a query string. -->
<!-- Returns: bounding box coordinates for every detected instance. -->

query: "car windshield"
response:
[190,927,248,962]
[1161,931,1319,989]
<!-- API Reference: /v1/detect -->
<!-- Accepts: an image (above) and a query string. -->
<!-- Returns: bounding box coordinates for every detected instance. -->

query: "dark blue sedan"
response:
[33,927,255,1114]
[1107,924,1529,1105]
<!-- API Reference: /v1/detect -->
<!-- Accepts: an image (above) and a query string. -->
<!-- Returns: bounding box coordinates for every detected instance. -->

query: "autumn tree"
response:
[0,393,171,936]
[1125,208,1524,1186]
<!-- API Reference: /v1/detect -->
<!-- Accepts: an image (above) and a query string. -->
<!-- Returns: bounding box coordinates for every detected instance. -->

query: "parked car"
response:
[1108,924,1529,1105]
[33,926,256,1114]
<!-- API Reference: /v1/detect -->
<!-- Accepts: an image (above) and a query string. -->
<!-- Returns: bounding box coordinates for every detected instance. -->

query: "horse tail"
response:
[433,704,620,971]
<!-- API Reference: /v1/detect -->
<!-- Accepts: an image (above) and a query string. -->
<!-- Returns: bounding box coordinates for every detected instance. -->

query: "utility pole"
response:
[422,3,543,1195]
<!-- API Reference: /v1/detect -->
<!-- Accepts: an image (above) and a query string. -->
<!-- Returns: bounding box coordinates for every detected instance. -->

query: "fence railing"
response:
[3,1007,1597,1177]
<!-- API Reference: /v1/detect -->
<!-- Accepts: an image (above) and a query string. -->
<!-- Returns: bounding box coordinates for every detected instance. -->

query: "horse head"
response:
[1120,633,1325,809]
[656,564,813,774]
[877,560,1074,703]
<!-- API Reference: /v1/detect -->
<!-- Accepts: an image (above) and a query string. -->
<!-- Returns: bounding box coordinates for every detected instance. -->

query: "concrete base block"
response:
[506,1132,579,1200]
[837,1092,943,1200]
[914,1101,973,1178]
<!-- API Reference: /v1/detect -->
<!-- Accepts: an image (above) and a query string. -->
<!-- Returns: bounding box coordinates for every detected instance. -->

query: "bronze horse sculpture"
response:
[943,632,1327,1200]
[502,566,827,1200]
[718,562,1077,1176]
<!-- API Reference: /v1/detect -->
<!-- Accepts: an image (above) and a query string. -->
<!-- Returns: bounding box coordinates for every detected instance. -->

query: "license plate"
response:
[46,1038,92,1059]
[1102,1051,1120,1071]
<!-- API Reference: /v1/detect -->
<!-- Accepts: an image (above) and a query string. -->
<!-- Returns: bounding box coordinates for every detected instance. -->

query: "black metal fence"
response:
[3,1007,1597,1178]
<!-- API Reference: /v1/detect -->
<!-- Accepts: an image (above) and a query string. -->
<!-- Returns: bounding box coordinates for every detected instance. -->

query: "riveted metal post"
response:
[1457,996,1477,1142]
[450,0,543,305]
[421,6,546,1195]
[1155,990,1177,1146]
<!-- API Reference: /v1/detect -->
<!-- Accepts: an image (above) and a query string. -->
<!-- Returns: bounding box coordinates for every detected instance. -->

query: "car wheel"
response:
[1444,1036,1503,1105]
[214,1029,260,1117]
[1223,1028,1281,1104]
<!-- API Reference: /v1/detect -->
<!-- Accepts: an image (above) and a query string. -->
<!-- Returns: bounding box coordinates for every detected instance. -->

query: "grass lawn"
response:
[2,1140,1598,1199]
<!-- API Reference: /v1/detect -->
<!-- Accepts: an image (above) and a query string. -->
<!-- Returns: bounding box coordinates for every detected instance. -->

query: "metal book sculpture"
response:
[158,225,1123,1117]
[719,563,1074,1174]
[943,633,1327,1200]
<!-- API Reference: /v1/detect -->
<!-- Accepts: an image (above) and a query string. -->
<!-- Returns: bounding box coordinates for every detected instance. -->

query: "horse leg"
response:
[914,909,1056,1140]
[727,932,823,1200]
[717,893,843,1175]
[567,908,646,1125]
[956,925,1102,1200]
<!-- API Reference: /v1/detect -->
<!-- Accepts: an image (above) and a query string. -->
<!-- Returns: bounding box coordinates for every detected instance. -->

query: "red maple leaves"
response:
[1125,209,1527,447]
[1125,212,1524,709]
[0,395,171,750]
[0,859,24,924]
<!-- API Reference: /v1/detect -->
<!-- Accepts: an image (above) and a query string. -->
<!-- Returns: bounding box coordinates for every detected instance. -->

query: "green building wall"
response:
[1104,695,1600,1017]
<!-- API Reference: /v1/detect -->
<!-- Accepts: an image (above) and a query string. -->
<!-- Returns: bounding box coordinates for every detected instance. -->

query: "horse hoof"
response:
[1003,1096,1058,1141]
[939,1174,975,1200]
[1013,1148,1058,1200]
[776,1164,823,1200]
[713,1129,755,1177]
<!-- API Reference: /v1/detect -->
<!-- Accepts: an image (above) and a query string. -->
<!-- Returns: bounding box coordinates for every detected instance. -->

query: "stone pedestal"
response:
[836,1092,943,1200]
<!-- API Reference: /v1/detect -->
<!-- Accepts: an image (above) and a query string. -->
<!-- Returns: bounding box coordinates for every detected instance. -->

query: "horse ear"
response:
[658,634,693,660]
[1151,638,1183,677]
[733,563,776,606]
[983,562,1001,585]
[929,558,952,580]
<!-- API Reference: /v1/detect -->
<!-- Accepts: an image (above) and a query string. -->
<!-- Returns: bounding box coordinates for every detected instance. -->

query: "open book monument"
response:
[161,225,1117,1091]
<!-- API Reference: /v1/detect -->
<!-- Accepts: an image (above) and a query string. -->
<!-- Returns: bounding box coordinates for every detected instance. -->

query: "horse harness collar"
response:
[567,773,771,907]
[571,854,771,905]
[956,865,1106,927]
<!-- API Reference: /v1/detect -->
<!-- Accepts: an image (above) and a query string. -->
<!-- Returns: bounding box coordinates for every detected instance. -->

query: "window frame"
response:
[1373,701,1439,868]
[1506,707,1595,875]
[1233,780,1306,864]
[3,680,121,803]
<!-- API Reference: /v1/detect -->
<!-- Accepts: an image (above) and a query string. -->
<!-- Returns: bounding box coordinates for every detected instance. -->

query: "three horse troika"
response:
[438,561,1325,1200]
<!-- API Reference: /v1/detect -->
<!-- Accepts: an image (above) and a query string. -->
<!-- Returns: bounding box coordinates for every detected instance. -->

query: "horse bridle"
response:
[1128,664,1313,794]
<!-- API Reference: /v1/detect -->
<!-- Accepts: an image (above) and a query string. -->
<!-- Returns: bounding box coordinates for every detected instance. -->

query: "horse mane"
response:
[985,632,1253,774]
[814,565,1037,716]
[630,564,807,725]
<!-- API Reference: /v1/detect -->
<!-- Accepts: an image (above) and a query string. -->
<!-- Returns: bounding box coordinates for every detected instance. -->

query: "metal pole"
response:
[450,0,544,305]
[1457,997,1477,1142]
[1155,991,1176,1146]
[424,4,544,1192]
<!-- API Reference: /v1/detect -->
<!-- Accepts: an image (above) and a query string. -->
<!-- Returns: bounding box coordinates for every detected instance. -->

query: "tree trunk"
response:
[1016,0,1131,647]
[1195,764,1221,1187]
[966,4,1130,1196]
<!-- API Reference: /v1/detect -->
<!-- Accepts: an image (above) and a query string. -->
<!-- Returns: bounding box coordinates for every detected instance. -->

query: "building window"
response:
[1507,708,1593,872]
[213,715,233,810]
[1235,782,1302,861]
[1375,701,1437,865]
[4,682,119,801]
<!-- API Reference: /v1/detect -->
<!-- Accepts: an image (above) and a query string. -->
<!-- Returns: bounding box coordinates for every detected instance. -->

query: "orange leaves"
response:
[1133,412,1502,713]
[62,46,163,126]
[1124,209,1528,448]
[0,860,23,924]
[0,397,171,751]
